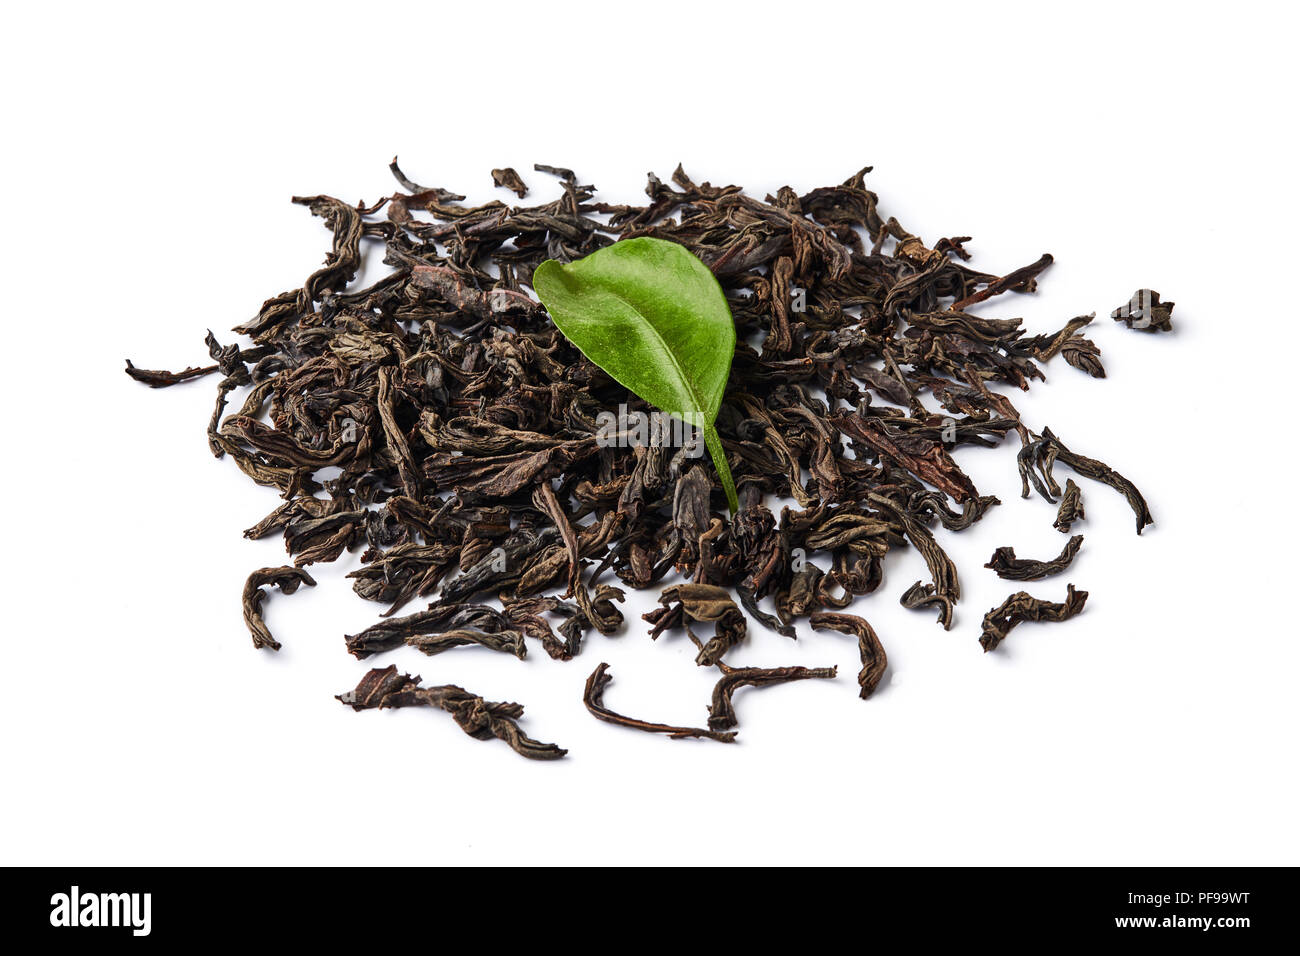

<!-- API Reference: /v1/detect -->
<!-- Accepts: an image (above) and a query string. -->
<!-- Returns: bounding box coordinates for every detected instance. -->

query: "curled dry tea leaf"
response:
[345,604,527,660]
[339,665,566,760]
[951,253,1054,310]
[572,580,625,636]
[1054,478,1085,532]
[810,612,888,699]
[985,534,1084,581]
[403,629,527,659]
[128,160,1164,758]
[491,167,528,198]
[532,237,740,513]
[837,413,978,503]
[979,584,1089,652]
[1019,428,1153,534]
[707,662,838,731]
[899,581,954,630]
[1017,313,1106,378]
[583,663,736,742]
[1111,289,1174,332]
[124,359,219,388]
[241,566,316,651]
[643,583,748,666]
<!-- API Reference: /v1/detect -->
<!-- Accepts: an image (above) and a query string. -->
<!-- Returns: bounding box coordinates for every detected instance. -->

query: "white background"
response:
[2,1,1296,866]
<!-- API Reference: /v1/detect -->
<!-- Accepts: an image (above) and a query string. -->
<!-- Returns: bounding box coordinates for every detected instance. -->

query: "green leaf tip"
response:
[532,237,739,514]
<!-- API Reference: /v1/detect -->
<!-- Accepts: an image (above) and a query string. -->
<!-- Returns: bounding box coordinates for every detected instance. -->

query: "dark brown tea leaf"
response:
[707,661,838,731]
[985,534,1084,581]
[979,584,1089,652]
[1111,289,1174,332]
[126,159,1166,757]
[339,665,566,760]
[583,662,736,742]
[491,167,528,198]
[809,612,888,699]
[1054,478,1085,532]
[241,566,317,651]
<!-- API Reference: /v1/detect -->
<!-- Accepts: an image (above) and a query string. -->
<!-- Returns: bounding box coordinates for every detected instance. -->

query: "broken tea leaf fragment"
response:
[532,237,740,513]
[1111,289,1174,332]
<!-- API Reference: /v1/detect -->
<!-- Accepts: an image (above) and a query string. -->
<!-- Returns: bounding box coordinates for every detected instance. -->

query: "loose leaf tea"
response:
[491,167,528,199]
[979,584,1089,652]
[532,237,740,512]
[1053,478,1085,533]
[809,612,888,699]
[583,662,737,742]
[1111,289,1174,332]
[128,159,1163,759]
[707,662,838,731]
[985,534,1084,581]
[643,583,748,666]
[241,566,316,651]
[1019,312,1105,378]
[125,359,220,388]
[1019,427,1154,534]
[339,665,566,760]
[346,604,529,660]
[899,579,955,630]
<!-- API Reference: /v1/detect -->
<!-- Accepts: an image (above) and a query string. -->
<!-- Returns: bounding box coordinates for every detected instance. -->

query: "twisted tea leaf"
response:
[241,566,316,651]
[491,167,529,198]
[810,612,888,699]
[979,584,1089,652]
[346,604,526,660]
[898,581,954,630]
[643,583,748,666]
[1111,289,1174,332]
[339,665,566,760]
[1054,478,1085,532]
[707,662,838,731]
[985,534,1084,581]
[583,663,736,742]
[127,159,1167,758]
[1020,428,1153,535]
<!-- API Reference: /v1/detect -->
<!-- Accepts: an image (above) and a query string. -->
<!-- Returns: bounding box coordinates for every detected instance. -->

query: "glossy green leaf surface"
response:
[533,237,739,512]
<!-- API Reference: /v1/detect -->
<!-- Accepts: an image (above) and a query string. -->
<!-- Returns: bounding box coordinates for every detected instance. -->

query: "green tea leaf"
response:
[533,237,739,513]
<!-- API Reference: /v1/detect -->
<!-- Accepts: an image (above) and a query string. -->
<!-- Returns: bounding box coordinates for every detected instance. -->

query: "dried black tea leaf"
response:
[1111,289,1174,332]
[127,158,1166,757]
[241,566,316,651]
[898,581,954,630]
[345,604,526,660]
[985,534,1084,581]
[572,581,626,636]
[403,629,528,659]
[339,665,566,760]
[583,663,736,742]
[491,167,528,198]
[124,359,219,388]
[1019,428,1153,534]
[706,662,838,731]
[1054,479,1085,533]
[1021,313,1093,357]
[979,584,1089,652]
[1016,313,1105,378]
[952,253,1054,310]
[1060,336,1106,378]
[810,612,888,698]
[644,584,748,666]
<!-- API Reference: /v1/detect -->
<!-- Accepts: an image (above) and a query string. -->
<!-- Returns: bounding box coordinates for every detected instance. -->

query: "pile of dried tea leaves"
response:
[128,161,1161,758]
